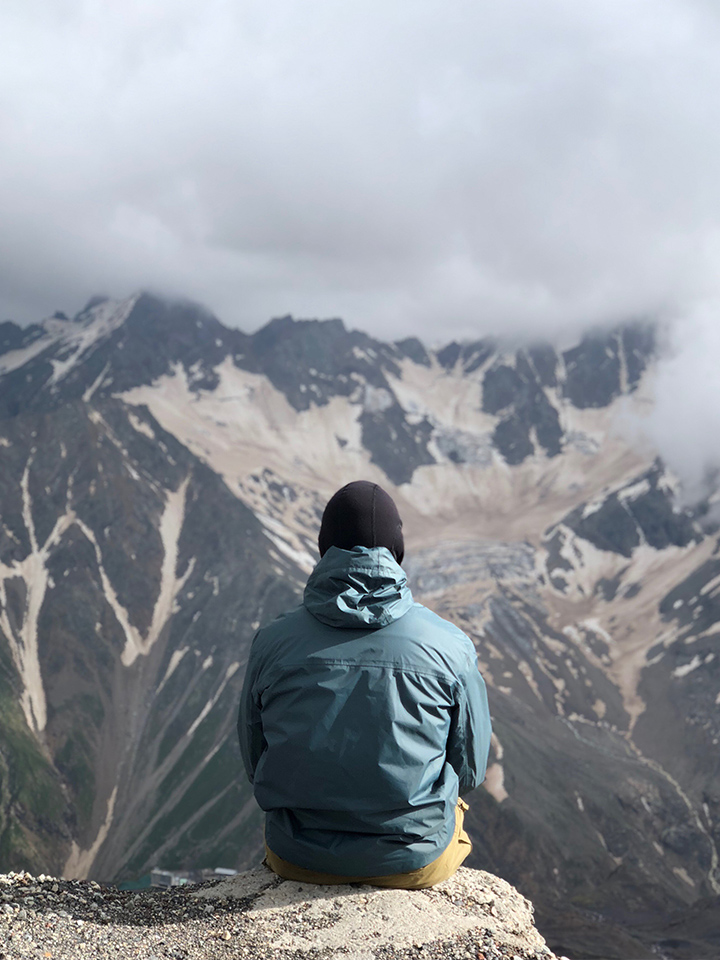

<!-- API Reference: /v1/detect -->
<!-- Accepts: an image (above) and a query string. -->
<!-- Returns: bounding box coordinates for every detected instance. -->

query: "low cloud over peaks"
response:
[2,0,720,347]
[643,300,720,499]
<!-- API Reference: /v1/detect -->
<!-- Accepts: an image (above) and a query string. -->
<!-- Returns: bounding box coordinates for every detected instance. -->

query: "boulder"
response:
[0,865,562,959]
[192,864,558,959]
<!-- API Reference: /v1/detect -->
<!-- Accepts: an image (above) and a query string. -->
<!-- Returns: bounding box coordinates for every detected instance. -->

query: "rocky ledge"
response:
[0,866,562,960]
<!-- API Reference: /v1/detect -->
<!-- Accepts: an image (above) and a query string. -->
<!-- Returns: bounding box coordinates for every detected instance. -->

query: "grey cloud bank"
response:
[2,0,720,484]
[2,0,720,337]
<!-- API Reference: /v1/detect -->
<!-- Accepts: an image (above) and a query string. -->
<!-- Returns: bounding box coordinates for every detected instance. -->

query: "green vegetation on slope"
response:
[0,644,72,874]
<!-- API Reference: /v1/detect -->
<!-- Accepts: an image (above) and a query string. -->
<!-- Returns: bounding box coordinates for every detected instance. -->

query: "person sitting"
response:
[238,480,492,888]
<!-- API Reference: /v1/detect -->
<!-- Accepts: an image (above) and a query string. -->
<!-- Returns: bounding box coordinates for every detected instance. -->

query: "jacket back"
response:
[238,545,491,876]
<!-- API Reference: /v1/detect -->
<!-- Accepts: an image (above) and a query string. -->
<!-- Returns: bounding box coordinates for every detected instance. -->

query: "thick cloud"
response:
[2,0,720,348]
[643,302,720,499]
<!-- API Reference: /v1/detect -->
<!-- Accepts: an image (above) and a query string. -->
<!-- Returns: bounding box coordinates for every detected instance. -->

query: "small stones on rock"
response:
[0,866,558,960]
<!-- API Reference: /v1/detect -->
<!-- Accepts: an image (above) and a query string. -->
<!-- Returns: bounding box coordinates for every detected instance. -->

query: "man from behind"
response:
[238,480,491,887]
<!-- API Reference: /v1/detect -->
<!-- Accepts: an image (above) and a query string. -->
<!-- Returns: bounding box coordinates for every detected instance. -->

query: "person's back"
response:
[238,481,492,885]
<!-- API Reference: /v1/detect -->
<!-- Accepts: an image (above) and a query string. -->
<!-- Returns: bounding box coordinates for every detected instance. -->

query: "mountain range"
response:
[0,292,718,959]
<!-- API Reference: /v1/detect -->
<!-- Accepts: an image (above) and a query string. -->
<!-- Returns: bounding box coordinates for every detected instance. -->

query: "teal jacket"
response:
[238,545,491,876]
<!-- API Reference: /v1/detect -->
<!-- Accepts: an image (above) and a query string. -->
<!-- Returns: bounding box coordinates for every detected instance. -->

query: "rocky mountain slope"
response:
[0,292,718,958]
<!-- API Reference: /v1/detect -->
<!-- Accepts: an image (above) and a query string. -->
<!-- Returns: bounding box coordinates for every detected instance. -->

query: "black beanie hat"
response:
[318,481,404,564]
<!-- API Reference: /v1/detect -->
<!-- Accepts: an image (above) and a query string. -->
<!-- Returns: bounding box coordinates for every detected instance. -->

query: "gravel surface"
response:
[0,866,562,960]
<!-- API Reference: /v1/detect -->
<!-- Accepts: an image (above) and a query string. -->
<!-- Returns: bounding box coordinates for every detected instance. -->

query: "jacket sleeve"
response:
[446,645,492,796]
[237,641,264,785]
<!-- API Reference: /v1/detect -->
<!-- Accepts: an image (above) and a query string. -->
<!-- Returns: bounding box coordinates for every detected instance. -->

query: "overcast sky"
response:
[2,0,720,346]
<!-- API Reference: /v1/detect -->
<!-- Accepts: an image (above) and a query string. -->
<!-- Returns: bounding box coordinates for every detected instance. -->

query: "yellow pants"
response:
[264,798,471,890]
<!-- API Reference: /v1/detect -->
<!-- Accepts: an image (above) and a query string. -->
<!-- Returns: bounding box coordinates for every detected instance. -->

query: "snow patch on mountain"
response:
[123,477,192,667]
[258,514,315,572]
[82,361,111,403]
[156,647,189,696]
[0,459,77,733]
[0,296,138,383]
[63,786,118,881]
[186,662,240,739]
[118,359,387,526]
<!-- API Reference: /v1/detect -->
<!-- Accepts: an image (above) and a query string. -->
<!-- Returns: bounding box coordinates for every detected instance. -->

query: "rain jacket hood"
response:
[303,545,414,629]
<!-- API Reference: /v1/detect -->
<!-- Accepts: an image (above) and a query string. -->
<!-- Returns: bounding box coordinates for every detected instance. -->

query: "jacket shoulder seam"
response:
[278,658,457,683]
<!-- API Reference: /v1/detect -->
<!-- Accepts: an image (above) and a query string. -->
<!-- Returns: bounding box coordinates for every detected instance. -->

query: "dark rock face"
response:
[436,339,495,375]
[0,321,45,356]
[459,340,497,375]
[436,341,462,370]
[394,337,431,367]
[562,332,621,408]
[660,557,720,635]
[1,296,241,416]
[471,323,653,467]
[559,465,698,560]
[561,322,654,409]
[482,352,563,464]
[104,294,242,393]
[595,571,624,601]
[244,316,438,480]
[244,314,401,411]
[568,494,642,558]
[482,365,522,414]
[527,343,558,387]
[623,322,656,390]
[492,415,535,466]
[359,404,435,485]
